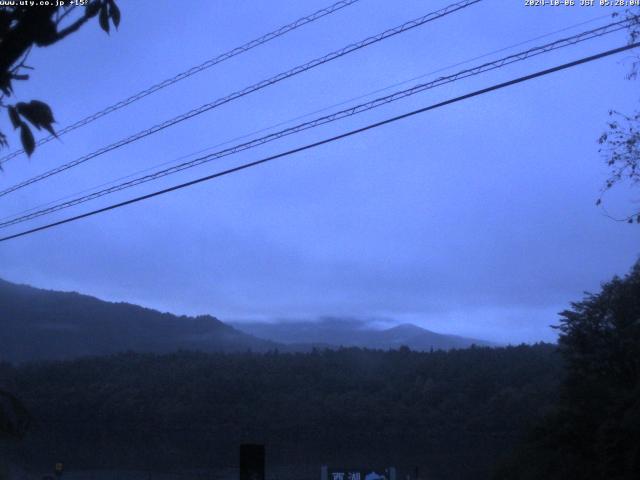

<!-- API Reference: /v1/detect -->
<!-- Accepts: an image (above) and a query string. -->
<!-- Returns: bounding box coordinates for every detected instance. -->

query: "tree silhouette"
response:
[498,260,640,479]
[0,0,120,157]
[597,10,640,223]
[0,0,120,442]
[555,260,640,478]
[0,389,30,480]
[0,389,29,440]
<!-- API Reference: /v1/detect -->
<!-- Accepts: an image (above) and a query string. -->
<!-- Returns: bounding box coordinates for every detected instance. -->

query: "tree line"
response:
[2,344,561,480]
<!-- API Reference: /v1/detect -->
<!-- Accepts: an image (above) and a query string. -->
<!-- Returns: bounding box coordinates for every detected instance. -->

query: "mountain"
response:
[231,317,494,351]
[0,278,278,363]
[0,279,493,363]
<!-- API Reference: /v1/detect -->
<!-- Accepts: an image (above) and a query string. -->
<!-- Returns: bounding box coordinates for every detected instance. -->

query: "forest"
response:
[1,344,561,480]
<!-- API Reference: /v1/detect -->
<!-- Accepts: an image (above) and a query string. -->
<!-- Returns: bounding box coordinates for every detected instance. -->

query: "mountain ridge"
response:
[231,317,494,351]
[0,278,279,363]
[1,279,494,363]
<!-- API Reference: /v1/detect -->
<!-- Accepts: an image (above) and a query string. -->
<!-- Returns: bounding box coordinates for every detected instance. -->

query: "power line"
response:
[0,18,633,229]
[1,41,637,244]
[0,0,361,166]
[0,13,616,226]
[0,0,482,198]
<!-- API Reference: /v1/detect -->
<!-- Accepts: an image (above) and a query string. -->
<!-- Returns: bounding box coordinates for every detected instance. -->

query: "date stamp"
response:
[525,0,640,6]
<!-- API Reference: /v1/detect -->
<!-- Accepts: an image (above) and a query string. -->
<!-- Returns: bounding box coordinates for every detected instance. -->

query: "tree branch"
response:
[44,6,96,45]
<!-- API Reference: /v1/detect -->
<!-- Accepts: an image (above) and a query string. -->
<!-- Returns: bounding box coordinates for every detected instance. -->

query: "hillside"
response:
[0,279,278,363]
[0,279,493,363]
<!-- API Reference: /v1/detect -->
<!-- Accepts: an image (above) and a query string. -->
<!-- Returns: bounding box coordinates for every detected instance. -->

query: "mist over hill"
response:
[1,279,493,363]
[232,317,494,351]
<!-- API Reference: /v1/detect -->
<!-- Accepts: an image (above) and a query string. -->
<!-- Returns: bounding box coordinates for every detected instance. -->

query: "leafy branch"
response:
[0,0,120,159]
[598,9,640,223]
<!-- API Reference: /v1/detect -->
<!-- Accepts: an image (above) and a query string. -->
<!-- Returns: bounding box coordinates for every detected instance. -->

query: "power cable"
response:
[0,0,482,197]
[0,18,633,229]
[0,11,616,224]
[1,41,637,243]
[0,0,361,165]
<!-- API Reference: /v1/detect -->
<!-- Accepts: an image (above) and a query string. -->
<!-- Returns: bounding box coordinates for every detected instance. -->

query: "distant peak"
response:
[387,323,428,333]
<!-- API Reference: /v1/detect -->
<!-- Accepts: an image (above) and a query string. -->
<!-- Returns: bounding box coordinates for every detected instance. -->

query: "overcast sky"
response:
[0,0,638,343]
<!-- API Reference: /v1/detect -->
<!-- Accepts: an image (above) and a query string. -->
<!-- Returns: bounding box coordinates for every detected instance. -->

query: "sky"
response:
[0,0,639,344]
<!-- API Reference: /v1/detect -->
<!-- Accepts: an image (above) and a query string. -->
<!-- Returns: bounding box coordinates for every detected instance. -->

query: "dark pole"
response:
[239,444,265,480]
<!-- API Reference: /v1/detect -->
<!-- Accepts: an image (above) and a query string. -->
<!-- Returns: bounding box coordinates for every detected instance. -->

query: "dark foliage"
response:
[497,261,640,479]
[598,107,640,223]
[0,279,279,363]
[0,1,120,156]
[0,390,29,440]
[597,10,640,222]
[2,345,561,480]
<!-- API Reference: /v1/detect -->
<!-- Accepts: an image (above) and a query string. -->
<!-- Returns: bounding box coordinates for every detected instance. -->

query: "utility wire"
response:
[0,0,361,165]
[1,41,637,244]
[0,13,615,225]
[0,0,481,197]
[0,18,633,229]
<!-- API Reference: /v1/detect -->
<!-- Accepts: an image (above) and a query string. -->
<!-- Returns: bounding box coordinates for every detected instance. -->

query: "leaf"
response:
[29,100,56,136]
[108,0,121,29]
[29,100,55,123]
[0,81,13,96]
[99,4,110,33]
[32,18,58,46]
[8,106,21,129]
[20,124,35,157]
[16,100,56,136]
[85,1,101,18]
[43,123,56,137]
